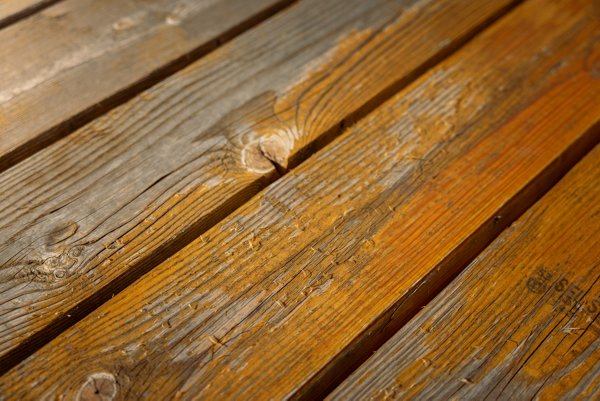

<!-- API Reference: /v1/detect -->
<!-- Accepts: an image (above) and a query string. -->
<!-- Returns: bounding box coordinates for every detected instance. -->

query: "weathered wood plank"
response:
[0,0,295,171]
[329,145,600,401]
[0,0,58,30]
[0,0,516,367]
[1,0,598,399]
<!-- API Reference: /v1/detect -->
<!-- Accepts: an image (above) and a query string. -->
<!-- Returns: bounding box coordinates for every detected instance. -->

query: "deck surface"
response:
[0,0,598,400]
[329,143,600,401]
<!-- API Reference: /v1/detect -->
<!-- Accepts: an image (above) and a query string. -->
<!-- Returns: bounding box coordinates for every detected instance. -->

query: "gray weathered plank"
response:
[0,0,294,170]
[329,144,600,401]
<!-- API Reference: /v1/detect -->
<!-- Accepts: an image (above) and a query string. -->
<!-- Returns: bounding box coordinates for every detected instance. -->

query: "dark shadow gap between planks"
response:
[0,0,61,30]
[0,0,523,373]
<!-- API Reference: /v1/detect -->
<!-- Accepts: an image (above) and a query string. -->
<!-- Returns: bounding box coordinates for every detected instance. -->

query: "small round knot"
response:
[241,130,293,174]
[77,372,117,401]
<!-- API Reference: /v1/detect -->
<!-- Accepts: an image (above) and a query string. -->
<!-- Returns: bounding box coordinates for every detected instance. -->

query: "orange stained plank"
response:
[0,0,517,367]
[0,0,295,170]
[1,0,600,399]
[329,145,600,401]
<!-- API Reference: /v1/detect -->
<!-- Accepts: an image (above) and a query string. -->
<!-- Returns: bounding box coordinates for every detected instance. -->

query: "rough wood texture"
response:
[329,145,600,401]
[0,0,58,30]
[0,0,516,367]
[0,0,295,171]
[2,0,598,399]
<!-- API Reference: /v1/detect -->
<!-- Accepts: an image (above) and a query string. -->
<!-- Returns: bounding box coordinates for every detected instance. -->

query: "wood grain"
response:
[0,0,296,171]
[1,0,598,399]
[0,0,58,30]
[329,144,600,401]
[0,0,517,368]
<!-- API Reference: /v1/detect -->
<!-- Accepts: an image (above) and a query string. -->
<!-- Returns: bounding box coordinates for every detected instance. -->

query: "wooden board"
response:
[0,0,517,367]
[1,0,598,399]
[0,0,295,171]
[329,145,600,401]
[0,0,57,30]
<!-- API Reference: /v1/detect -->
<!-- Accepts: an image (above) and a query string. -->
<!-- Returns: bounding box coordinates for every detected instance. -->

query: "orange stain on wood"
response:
[330,145,600,400]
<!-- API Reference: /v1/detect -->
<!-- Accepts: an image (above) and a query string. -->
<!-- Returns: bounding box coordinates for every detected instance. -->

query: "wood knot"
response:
[47,222,79,245]
[165,4,187,26]
[112,17,137,31]
[241,132,292,175]
[41,6,68,19]
[77,373,117,401]
[165,14,181,26]
[241,141,273,174]
[13,244,85,283]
